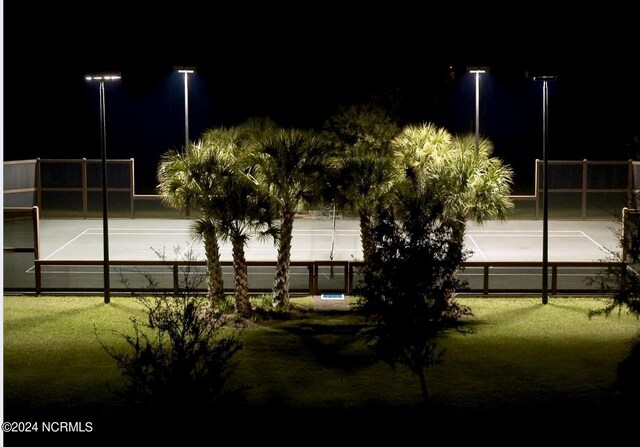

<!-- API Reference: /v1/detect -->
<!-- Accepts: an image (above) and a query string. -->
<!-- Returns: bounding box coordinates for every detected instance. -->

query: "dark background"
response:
[3,4,639,194]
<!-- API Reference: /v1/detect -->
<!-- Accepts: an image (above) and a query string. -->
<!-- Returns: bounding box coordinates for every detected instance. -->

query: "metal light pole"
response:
[534,75,557,305]
[469,69,486,152]
[85,74,121,304]
[177,68,195,149]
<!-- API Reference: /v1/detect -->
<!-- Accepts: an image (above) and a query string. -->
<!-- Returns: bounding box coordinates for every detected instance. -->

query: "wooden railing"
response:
[28,259,624,296]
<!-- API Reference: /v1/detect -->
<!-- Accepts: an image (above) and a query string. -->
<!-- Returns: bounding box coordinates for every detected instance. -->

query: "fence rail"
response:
[23,259,624,296]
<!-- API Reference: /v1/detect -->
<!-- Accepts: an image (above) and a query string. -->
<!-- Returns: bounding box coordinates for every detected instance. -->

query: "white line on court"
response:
[178,238,199,259]
[466,236,488,261]
[579,231,616,257]
[42,229,91,260]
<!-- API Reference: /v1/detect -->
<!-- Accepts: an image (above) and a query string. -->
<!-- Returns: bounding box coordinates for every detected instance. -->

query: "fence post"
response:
[483,265,489,295]
[130,158,135,218]
[534,159,540,219]
[36,158,42,212]
[32,206,40,261]
[551,265,558,295]
[342,262,349,293]
[622,207,629,262]
[33,205,42,295]
[82,158,88,219]
[308,264,315,295]
[313,262,319,295]
[173,264,179,296]
[628,159,634,209]
[35,261,42,295]
[582,159,588,219]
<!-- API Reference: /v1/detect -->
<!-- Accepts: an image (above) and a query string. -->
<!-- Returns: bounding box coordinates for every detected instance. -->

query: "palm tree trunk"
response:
[273,210,294,308]
[232,237,252,317]
[202,227,225,306]
[359,208,374,265]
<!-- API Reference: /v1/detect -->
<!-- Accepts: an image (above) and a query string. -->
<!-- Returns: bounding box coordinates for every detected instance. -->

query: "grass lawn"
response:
[3,295,639,440]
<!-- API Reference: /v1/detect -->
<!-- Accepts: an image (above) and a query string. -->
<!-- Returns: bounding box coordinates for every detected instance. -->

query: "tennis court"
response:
[3,214,621,294]
[31,217,617,262]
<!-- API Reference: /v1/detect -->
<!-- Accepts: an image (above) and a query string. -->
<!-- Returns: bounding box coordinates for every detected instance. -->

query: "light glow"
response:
[85,74,121,82]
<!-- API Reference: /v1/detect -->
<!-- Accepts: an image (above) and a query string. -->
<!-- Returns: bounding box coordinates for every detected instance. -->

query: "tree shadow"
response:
[616,335,640,401]
[548,299,611,316]
[275,312,375,371]
[6,301,107,330]
[467,302,545,327]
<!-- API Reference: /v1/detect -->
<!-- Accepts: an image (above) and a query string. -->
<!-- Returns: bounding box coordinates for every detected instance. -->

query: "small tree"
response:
[98,256,245,421]
[359,180,471,405]
[591,209,640,399]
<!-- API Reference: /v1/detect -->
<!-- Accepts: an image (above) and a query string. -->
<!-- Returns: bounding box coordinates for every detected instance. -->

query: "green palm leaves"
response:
[250,129,329,308]
[157,108,514,317]
[392,124,514,223]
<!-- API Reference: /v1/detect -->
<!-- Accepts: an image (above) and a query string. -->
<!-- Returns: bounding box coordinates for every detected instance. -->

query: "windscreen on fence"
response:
[3,207,39,290]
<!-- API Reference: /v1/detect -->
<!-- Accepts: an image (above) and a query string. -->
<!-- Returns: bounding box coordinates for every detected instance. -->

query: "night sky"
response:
[3,5,639,194]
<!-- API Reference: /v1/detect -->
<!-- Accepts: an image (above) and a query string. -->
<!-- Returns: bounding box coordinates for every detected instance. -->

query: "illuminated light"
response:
[175,67,196,149]
[85,73,121,82]
[467,67,489,152]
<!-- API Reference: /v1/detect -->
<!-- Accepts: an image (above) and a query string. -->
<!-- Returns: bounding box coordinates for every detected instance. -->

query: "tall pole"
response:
[475,71,480,151]
[535,75,556,305]
[99,80,110,304]
[86,74,120,304]
[183,71,189,150]
[469,69,486,152]
[177,68,195,150]
[542,79,549,305]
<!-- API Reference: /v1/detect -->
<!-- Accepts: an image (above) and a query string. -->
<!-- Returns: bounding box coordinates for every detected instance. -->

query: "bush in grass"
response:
[102,248,245,419]
[358,186,471,405]
[591,210,640,400]
[98,294,244,419]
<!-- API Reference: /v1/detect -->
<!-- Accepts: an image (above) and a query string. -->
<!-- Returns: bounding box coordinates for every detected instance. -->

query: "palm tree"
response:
[323,104,399,265]
[392,124,514,306]
[331,154,397,265]
[391,122,451,177]
[393,125,513,226]
[251,128,328,308]
[200,124,279,316]
[211,171,275,317]
[157,141,235,305]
